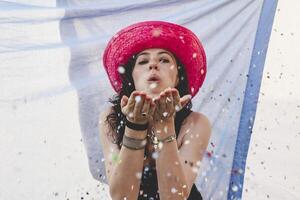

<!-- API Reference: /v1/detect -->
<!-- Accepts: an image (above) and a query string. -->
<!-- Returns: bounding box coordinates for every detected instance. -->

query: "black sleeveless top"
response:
[138,107,203,200]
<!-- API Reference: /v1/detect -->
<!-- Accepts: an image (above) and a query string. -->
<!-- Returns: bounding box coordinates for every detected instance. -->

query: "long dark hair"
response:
[105,52,192,149]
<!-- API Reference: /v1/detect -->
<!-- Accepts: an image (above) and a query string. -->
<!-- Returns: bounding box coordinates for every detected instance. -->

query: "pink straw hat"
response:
[103,21,207,98]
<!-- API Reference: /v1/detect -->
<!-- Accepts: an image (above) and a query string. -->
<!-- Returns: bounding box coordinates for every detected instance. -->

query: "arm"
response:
[100,91,155,200]
[154,119,190,200]
[109,127,147,200]
[154,113,211,200]
[99,108,147,200]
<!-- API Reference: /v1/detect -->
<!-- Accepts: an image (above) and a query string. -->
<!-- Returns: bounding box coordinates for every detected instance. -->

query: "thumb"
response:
[121,95,129,108]
[180,94,192,107]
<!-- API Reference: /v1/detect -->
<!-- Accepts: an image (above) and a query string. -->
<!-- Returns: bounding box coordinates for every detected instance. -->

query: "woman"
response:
[99,21,211,200]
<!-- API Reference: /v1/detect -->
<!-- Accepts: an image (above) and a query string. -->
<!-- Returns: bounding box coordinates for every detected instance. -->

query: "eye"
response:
[138,60,148,65]
[160,58,170,63]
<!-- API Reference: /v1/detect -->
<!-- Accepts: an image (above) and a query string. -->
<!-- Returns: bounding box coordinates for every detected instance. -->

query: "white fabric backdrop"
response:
[0,0,265,199]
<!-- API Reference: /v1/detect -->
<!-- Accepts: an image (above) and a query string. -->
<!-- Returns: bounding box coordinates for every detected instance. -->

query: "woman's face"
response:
[132,48,179,98]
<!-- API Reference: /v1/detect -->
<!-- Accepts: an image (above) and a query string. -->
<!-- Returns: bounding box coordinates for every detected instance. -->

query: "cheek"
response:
[132,68,147,84]
[163,67,178,83]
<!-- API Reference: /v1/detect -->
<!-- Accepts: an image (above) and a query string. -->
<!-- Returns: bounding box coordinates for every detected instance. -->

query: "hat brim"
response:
[103,21,207,98]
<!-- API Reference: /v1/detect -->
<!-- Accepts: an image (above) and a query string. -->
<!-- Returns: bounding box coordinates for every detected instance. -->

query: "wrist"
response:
[125,126,147,139]
[152,120,175,140]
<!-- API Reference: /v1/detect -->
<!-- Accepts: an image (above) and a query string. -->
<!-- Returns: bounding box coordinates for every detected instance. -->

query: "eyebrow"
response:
[137,51,172,58]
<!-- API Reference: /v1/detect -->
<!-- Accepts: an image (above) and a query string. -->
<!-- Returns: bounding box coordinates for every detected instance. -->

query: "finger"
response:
[172,89,182,111]
[159,92,166,114]
[165,90,175,116]
[153,98,160,121]
[141,97,151,117]
[180,94,192,108]
[127,91,139,109]
[133,93,146,119]
[121,95,128,108]
[148,101,156,117]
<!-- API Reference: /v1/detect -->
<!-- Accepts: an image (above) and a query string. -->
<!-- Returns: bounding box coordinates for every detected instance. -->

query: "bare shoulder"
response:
[188,111,211,128]
[98,106,118,149]
[99,106,113,123]
[178,111,212,147]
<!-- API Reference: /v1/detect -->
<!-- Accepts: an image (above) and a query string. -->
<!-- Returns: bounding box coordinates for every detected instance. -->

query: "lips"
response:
[147,74,161,82]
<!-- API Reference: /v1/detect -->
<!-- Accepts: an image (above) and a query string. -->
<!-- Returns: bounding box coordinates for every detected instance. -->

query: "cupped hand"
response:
[152,87,192,123]
[120,91,156,125]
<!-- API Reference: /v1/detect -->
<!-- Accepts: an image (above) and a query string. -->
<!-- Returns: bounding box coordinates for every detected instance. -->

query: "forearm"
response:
[154,121,189,200]
[109,127,146,200]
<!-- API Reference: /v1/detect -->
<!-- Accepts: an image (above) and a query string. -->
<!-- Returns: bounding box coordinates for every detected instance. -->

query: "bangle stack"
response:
[122,118,177,151]
[122,134,147,150]
[122,118,148,150]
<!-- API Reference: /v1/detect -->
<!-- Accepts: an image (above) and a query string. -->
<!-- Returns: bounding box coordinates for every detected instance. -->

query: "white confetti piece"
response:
[164,126,168,133]
[231,185,238,192]
[136,172,142,179]
[171,187,177,193]
[166,97,172,102]
[201,69,205,74]
[135,95,141,103]
[128,112,134,118]
[184,140,190,145]
[150,82,158,89]
[152,152,159,160]
[117,66,125,74]
[192,167,198,173]
[158,142,164,149]
[163,112,169,117]
[193,53,197,58]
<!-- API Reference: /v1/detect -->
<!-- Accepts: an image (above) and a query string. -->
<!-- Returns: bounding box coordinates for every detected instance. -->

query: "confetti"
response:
[193,53,197,58]
[117,66,125,74]
[231,185,238,192]
[184,140,190,145]
[136,172,142,179]
[164,126,168,133]
[150,82,158,89]
[128,112,134,118]
[152,28,162,37]
[152,152,159,159]
[158,142,164,149]
[111,153,120,165]
[135,95,141,103]
[171,187,177,193]
[163,112,169,117]
[191,87,195,93]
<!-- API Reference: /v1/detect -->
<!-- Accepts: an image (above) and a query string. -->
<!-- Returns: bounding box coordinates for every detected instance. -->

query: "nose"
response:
[149,63,159,71]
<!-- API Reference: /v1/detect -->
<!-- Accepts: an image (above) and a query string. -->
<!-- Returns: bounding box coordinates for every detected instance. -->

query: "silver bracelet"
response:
[159,134,177,143]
